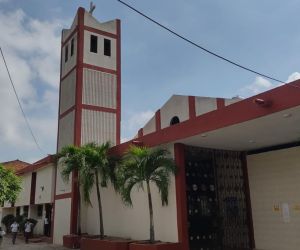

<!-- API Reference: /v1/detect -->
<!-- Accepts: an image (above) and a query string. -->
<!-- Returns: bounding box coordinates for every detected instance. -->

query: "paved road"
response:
[0,236,69,249]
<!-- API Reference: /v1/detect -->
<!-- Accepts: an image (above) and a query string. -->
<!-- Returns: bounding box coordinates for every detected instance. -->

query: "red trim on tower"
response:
[55,193,72,200]
[84,26,118,39]
[216,98,225,109]
[62,27,79,47]
[174,143,189,250]
[188,96,196,119]
[116,19,121,145]
[59,106,76,119]
[61,65,77,82]
[56,32,64,153]
[83,63,117,75]
[82,104,117,113]
[155,110,161,131]
[70,7,85,235]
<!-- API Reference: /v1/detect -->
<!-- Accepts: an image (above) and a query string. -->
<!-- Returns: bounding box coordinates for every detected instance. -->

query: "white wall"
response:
[59,70,76,114]
[247,146,300,250]
[53,198,71,244]
[83,31,117,70]
[15,173,32,207]
[160,95,189,129]
[55,161,72,196]
[57,110,75,152]
[35,164,55,204]
[82,144,178,242]
[84,12,117,35]
[81,110,116,146]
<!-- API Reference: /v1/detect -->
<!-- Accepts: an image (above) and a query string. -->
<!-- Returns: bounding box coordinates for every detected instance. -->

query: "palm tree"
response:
[116,146,177,243]
[58,142,116,238]
[58,145,84,235]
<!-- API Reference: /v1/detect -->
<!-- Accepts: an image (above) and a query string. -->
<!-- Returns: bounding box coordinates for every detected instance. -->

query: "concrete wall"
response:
[83,30,117,70]
[55,160,72,196]
[143,116,156,136]
[15,173,32,207]
[195,97,217,116]
[160,95,189,129]
[83,69,117,109]
[247,146,300,250]
[59,70,76,114]
[57,111,75,152]
[81,109,116,146]
[35,164,55,204]
[81,144,178,242]
[53,198,71,244]
[84,13,117,35]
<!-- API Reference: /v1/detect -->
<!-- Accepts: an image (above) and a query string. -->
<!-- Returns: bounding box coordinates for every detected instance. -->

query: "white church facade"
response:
[1,6,300,250]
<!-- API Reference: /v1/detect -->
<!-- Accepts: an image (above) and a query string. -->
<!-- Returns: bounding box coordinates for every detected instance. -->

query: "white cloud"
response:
[122,110,155,140]
[240,76,274,96]
[239,71,300,97]
[0,9,66,162]
[286,72,300,83]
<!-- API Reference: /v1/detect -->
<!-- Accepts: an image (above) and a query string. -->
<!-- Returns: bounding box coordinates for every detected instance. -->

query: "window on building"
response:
[23,206,29,218]
[90,35,98,53]
[37,205,43,217]
[71,38,74,56]
[170,116,180,126]
[16,207,20,217]
[104,38,111,56]
[65,44,69,62]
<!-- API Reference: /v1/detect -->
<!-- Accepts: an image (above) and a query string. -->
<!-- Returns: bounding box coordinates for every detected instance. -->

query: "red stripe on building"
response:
[155,110,161,131]
[84,26,118,39]
[188,96,196,119]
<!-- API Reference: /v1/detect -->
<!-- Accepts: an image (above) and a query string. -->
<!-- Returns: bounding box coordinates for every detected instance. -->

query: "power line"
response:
[116,0,289,85]
[0,47,43,153]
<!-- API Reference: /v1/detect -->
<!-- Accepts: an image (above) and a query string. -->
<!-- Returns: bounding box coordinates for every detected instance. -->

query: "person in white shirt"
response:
[24,220,33,244]
[10,221,19,245]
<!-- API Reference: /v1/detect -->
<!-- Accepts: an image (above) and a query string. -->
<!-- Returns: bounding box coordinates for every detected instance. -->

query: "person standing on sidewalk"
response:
[0,226,6,246]
[10,220,19,245]
[24,220,33,244]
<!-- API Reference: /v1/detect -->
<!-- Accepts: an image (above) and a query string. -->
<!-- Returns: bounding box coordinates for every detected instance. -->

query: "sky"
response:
[0,0,300,163]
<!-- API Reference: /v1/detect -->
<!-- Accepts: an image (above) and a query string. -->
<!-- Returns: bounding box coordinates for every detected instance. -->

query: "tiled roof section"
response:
[16,155,55,175]
[1,160,31,172]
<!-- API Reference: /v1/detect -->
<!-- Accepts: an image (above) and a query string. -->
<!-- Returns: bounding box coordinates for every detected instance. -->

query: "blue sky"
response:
[0,0,300,163]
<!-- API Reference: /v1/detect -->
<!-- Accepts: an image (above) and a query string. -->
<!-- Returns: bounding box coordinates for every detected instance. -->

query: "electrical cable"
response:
[0,47,43,153]
[116,0,300,91]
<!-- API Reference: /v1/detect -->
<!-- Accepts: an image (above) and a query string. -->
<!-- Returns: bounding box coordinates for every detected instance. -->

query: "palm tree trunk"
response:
[95,170,104,238]
[146,181,155,243]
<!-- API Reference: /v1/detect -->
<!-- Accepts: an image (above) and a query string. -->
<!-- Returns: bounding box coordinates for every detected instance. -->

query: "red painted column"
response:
[174,143,189,250]
[116,19,121,145]
[155,110,161,131]
[188,96,196,119]
[70,7,85,235]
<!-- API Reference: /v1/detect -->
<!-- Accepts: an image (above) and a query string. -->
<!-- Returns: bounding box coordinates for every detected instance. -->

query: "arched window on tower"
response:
[170,116,180,126]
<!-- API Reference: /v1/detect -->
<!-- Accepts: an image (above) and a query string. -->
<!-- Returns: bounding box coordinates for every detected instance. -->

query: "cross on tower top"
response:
[89,1,96,15]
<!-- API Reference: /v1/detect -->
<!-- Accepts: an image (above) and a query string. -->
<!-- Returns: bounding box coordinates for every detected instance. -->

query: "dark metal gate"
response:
[185,146,250,250]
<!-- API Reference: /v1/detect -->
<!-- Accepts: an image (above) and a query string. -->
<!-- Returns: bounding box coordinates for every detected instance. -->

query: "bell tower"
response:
[53,7,121,244]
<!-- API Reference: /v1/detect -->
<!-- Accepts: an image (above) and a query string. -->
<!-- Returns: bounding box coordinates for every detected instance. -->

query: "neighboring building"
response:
[1,6,300,250]
[1,156,55,236]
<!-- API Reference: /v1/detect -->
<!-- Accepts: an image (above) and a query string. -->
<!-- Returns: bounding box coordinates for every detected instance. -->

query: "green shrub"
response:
[1,214,15,232]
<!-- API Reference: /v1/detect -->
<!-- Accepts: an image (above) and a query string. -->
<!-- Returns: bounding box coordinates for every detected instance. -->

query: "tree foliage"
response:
[116,146,177,243]
[0,164,22,205]
[58,142,117,238]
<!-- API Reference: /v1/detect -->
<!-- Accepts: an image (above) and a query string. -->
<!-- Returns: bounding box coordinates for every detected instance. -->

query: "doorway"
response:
[185,146,251,250]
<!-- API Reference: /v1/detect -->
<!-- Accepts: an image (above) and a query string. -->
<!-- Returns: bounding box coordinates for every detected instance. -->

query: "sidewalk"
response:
[0,236,69,249]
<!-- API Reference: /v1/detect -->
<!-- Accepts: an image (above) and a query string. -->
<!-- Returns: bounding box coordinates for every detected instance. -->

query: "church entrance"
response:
[185,146,252,250]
